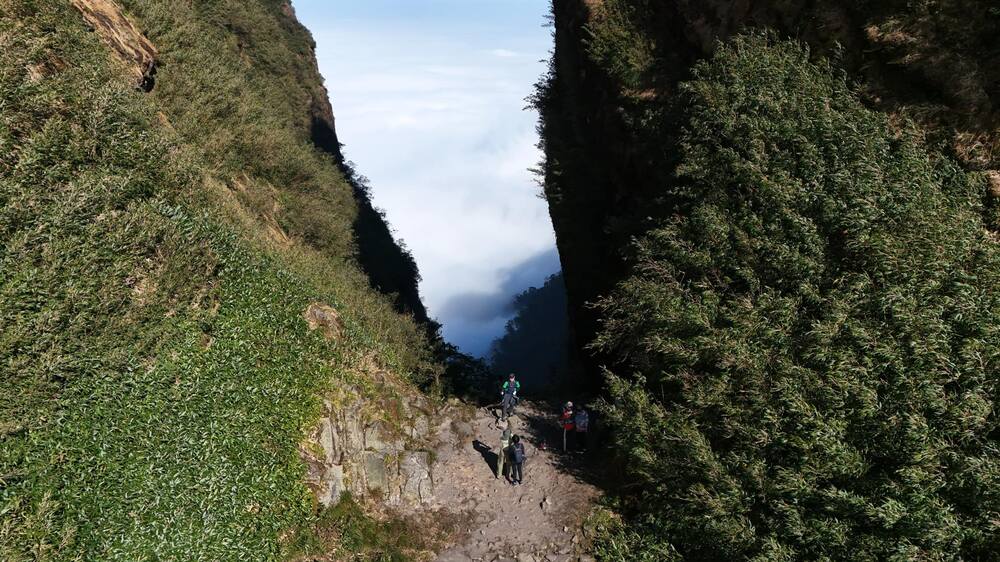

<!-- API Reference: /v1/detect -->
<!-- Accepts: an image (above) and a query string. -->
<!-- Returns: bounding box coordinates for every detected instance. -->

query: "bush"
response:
[592,34,1000,561]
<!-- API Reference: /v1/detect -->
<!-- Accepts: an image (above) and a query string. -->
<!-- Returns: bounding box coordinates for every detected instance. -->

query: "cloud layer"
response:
[295,1,557,356]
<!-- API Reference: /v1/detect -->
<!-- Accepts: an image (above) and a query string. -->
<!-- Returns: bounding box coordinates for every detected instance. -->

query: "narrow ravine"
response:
[431,402,601,562]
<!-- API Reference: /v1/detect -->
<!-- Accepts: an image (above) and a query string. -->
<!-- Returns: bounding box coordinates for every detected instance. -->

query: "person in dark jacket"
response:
[510,434,526,485]
[573,407,590,452]
[559,401,575,452]
[500,373,520,420]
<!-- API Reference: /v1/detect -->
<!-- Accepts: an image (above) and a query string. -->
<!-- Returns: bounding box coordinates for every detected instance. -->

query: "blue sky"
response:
[293,1,557,356]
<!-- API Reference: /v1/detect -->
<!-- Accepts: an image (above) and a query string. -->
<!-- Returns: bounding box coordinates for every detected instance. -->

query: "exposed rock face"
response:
[70,0,157,91]
[988,170,1000,198]
[303,302,345,341]
[300,379,443,508]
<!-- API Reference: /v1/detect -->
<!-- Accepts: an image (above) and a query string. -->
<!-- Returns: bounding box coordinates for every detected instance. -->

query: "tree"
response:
[489,273,571,393]
[593,34,1000,561]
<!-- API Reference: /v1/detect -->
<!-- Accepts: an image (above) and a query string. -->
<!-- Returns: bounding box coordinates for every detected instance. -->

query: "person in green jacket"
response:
[496,426,512,479]
[500,373,520,420]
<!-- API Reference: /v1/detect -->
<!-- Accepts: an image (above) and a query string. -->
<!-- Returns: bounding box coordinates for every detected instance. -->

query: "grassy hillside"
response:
[1,1,437,560]
[537,1,1000,559]
[116,0,429,323]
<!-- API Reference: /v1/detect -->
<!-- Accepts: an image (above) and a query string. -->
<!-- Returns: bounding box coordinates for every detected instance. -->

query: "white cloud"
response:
[300,3,556,355]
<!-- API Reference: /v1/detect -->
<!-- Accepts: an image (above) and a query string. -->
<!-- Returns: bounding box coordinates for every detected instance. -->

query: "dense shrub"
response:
[592,34,1000,561]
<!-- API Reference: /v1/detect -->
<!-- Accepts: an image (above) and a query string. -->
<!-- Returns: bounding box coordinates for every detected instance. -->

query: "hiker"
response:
[559,401,575,452]
[573,407,590,452]
[500,373,520,420]
[510,434,526,485]
[496,426,512,480]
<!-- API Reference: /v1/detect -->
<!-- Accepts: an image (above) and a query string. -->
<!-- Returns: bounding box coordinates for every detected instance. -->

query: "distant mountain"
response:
[488,273,571,394]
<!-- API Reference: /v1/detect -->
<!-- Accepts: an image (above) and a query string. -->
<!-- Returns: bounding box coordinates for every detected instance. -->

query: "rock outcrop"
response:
[70,0,157,91]
[303,302,345,341]
[300,373,448,508]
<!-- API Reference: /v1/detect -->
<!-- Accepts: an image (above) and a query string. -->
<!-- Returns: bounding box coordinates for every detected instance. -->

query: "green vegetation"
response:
[540,1,1000,558]
[289,493,453,562]
[115,0,428,322]
[585,34,1000,560]
[1,1,437,560]
[540,0,1000,381]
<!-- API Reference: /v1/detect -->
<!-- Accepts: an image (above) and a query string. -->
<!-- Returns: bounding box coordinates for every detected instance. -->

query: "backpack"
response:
[560,410,575,430]
[502,380,520,396]
[574,410,589,431]
[513,443,526,464]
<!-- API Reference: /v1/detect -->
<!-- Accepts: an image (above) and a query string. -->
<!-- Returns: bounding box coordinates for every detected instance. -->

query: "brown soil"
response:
[430,402,601,562]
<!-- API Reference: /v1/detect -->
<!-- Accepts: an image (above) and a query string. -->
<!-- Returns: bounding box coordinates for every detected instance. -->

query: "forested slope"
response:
[540,0,1000,373]
[1,1,437,559]
[488,273,571,393]
[537,1,1000,559]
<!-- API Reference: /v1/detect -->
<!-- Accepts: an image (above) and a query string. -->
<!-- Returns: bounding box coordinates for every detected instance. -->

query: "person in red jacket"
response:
[559,401,575,452]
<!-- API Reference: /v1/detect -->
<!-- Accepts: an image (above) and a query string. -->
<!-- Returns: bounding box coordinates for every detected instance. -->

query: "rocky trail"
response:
[430,401,602,562]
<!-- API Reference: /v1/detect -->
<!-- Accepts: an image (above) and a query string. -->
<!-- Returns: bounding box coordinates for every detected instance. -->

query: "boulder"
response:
[410,414,430,439]
[363,452,388,493]
[303,302,345,341]
[399,451,433,504]
[988,170,1000,197]
[451,420,474,439]
[364,422,403,453]
[318,418,335,465]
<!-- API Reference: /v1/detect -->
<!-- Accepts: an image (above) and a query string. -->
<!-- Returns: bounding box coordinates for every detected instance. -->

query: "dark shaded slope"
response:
[539,0,1000,383]
[260,2,431,324]
[488,273,571,393]
[343,166,428,323]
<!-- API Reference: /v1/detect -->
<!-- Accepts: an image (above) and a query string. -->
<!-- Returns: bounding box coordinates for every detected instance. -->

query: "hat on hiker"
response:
[565,401,573,408]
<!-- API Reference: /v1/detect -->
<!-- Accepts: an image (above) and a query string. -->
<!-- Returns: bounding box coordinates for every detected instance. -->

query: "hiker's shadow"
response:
[472,440,498,476]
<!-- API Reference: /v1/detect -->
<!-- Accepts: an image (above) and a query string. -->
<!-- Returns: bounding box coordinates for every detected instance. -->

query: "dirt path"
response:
[430,401,601,562]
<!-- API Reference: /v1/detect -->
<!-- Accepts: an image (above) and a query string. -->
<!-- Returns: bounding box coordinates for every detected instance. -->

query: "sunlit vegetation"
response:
[0,1,437,560]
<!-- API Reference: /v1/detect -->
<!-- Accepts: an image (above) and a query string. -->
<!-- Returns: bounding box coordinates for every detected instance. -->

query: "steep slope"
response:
[539,0,1000,376]
[488,273,571,393]
[1,1,438,560]
[115,0,429,323]
[537,1,1000,559]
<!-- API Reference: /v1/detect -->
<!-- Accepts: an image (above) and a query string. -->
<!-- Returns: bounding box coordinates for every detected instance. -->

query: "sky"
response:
[293,1,558,356]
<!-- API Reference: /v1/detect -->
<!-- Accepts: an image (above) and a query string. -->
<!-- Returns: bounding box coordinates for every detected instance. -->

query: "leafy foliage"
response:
[288,493,448,562]
[0,1,437,560]
[590,34,1000,560]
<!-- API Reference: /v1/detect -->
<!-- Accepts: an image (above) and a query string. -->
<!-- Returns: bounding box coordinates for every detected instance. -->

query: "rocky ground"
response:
[430,401,601,562]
